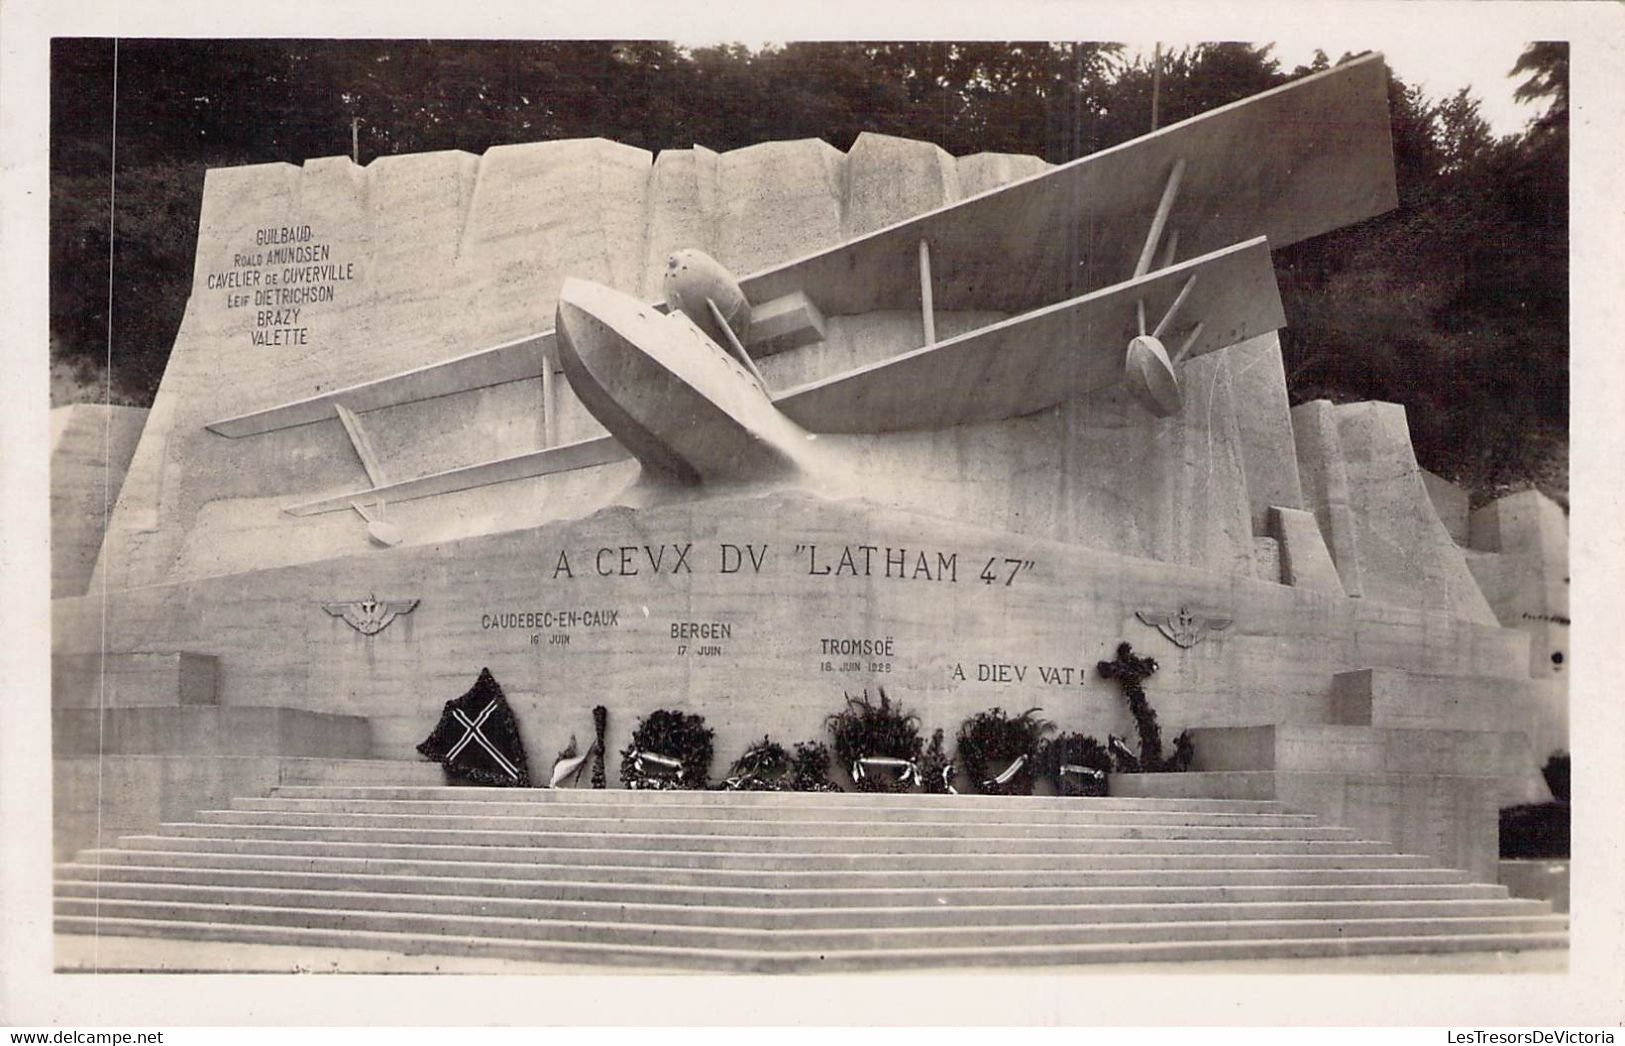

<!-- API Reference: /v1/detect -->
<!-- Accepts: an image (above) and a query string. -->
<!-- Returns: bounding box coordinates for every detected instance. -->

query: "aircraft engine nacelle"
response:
[663,248,752,349]
[1123,335,1183,418]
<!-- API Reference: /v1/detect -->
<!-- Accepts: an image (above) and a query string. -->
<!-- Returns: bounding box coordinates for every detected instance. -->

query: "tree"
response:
[1512,41,1568,133]
[1274,50,1566,497]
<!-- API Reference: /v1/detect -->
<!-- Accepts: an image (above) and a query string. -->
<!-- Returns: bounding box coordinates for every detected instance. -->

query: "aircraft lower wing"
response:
[284,434,630,516]
[772,237,1283,434]
[206,332,554,437]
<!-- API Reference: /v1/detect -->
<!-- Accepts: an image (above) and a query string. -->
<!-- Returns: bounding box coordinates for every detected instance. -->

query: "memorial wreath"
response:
[1097,642,1195,772]
[919,728,955,794]
[788,740,840,792]
[825,687,925,792]
[1039,732,1113,796]
[619,708,714,789]
[724,735,792,791]
[955,706,1054,795]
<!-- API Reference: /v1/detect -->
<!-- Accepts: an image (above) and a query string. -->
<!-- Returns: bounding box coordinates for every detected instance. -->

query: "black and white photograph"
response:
[2,0,1619,1031]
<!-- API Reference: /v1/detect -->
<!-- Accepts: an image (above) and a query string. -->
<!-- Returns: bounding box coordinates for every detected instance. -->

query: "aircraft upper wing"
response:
[284,433,630,516]
[772,237,1283,434]
[741,54,1394,319]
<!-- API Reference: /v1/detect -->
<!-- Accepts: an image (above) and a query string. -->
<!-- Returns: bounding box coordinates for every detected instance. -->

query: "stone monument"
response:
[50,54,1569,967]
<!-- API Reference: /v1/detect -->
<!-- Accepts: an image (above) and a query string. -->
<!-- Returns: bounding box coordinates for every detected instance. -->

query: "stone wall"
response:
[50,404,146,597]
[57,490,1536,791]
[1467,489,1570,681]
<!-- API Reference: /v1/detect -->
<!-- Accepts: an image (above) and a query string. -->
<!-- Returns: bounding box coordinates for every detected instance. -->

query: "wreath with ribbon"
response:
[825,688,924,792]
[724,735,792,791]
[619,708,714,790]
[1039,732,1112,796]
[955,707,1054,795]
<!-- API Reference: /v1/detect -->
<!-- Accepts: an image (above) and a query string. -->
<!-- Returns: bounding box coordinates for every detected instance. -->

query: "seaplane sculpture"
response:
[205,54,1397,523]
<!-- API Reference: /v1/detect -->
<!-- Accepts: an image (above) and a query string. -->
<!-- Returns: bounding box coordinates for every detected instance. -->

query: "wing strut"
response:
[707,298,770,388]
[1159,228,1181,270]
[1172,321,1206,365]
[1153,274,1198,339]
[1135,158,1187,278]
[542,348,558,447]
[334,404,388,487]
[918,238,937,346]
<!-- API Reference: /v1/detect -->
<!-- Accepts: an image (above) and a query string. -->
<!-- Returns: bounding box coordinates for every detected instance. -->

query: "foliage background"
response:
[49,40,1567,501]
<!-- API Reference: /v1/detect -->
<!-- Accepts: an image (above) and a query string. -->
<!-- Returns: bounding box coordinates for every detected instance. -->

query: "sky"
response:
[1222,38,1542,136]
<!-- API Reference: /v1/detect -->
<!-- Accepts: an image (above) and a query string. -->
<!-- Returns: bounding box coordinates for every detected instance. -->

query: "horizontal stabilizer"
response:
[774,237,1283,434]
[741,54,1394,318]
[207,332,553,437]
[284,434,629,516]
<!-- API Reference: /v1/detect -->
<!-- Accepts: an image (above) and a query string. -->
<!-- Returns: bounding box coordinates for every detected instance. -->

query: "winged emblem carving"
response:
[1135,606,1233,649]
[323,594,420,635]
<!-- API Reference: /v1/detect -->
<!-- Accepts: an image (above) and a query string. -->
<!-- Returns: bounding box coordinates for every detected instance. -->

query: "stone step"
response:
[232,796,1321,827]
[1108,771,1280,801]
[152,821,1395,855]
[52,914,1572,972]
[53,881,1546,932]
[107,833,1435,870]
[70,848,1468,886]
[53,896,1567,953]
[268,785,1289,813]
[193,809,1358,841]
[59,780,1562,969]
[55,867,1512,909]
[272,759,447,787]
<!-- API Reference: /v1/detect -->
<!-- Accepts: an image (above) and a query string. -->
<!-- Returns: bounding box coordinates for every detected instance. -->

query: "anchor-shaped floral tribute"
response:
[1095,642,1195,773]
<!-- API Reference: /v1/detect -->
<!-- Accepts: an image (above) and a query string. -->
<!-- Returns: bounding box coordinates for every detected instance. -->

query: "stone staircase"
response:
[55,787,1568,972]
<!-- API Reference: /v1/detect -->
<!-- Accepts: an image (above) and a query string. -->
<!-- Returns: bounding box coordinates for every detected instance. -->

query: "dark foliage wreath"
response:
[919,728,955,794]
[619,708,714,789]
[955,707,1054,795]
[1542,751,1570,802]
[1039,732,1113,796]
[1502,750,1571,860]
[825,688,925,792]
[788,740,840,792]
[1500,801,1569,859]
[590,705,608,789]
[724,735,792,791]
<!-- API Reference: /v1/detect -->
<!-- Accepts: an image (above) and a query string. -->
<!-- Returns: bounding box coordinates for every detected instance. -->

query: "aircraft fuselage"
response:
[554,278,815,486]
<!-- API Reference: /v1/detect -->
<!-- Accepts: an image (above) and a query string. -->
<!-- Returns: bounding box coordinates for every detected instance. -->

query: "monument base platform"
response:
[51,488,1554,875]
